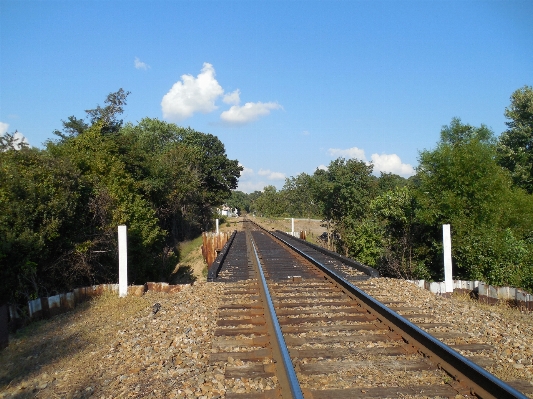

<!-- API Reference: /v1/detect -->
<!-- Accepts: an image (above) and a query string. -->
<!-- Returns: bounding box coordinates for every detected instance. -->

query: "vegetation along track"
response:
[207,220,529,399]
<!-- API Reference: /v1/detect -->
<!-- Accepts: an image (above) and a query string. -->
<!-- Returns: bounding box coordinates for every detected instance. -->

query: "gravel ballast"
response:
[1,277,532,398]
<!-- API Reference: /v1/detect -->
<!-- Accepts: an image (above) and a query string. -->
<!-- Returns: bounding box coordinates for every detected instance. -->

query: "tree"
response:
[2,91,244,310]
[497,85,533,193]
[416,118,533,283]
[254,185,285,217]
[226,191,251,214]
[371,186,430,279]
[376,172,407,194]
[53,88,130,139]
[312,158,374,255]
[281,173,321,218]
[0,146,83,304]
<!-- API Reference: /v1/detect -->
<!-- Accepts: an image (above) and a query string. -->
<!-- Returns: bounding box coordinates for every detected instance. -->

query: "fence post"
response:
[443,224,453,293]
[216,218,219,234]
[118,225,128,298]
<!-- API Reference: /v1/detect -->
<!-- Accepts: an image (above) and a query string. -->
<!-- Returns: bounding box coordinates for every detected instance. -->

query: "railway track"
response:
[208,220,529,398]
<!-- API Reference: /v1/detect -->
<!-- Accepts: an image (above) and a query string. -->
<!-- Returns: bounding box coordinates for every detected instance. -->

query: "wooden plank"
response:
[273,287,333,293]
[305,384,458,398]
[451,343,493,352]
[430,332,470,339]
[273,294,345,302]
[298,359,432,374]
[278,314,374,325]
[276,307,363,316]
[285,333,399,346]
[465,356,496,368]
[281,323,384,334]
[274,301,355,309]
[218,309,264,317]
[226,389,280,399]
[214,326,267,336]
[223,290,258,295]
[414,323,452,329]
[290,346,407,359]
[402,314,436,320]
[506,380,533,394]
[209,348,271,363]
[212,336,270,348]
[219,303,263,310]
[217,317,266,327]
[388,306,423,312]
[225,363,276,379]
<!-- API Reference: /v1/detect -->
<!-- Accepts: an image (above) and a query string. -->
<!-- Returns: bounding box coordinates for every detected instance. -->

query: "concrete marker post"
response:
[443,224,453,293]
[292,218,294,235]
[216,218,219,234]
[118,225,128,298]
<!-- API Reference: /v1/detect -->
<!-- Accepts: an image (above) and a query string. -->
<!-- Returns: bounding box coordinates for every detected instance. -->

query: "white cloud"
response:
[220,101,282,125]
[223,89,241,105]
[236,164,286,193]
[258,168,286,180]
[134,57,150,70]
[161,62,224,121]
[1,123,29,150]
[370,153,415,176]
[239,163,254,178]
[237,180,270,193]
[327,146,415,177]
[0,122,9,135]
[317,164,328,171]
[327,146,367,161]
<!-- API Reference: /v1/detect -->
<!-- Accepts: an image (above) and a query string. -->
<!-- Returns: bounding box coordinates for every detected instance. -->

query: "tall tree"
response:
[53,88,130,139]
[497,85,533,193]
[417,118,533,283]
[312,158,374,255]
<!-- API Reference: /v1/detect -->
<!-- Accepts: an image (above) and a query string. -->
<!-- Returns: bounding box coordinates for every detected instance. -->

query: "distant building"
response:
[217,204,239,217]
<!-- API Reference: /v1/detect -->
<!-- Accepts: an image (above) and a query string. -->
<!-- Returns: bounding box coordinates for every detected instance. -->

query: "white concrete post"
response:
[291,218,294,235]
[118,225,128,298]
[443,224,453,293]
[216,219,219,234]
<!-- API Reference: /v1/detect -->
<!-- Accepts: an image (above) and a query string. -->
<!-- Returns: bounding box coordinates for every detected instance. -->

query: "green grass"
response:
[179,235,203,262]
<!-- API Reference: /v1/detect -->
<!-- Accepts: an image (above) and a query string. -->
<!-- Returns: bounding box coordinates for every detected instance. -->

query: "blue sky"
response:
[1,1,532,193]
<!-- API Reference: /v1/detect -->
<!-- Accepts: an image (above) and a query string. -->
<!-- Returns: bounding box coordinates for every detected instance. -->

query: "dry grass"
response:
[0,292,151,398]
[169,219,244,284]
[452,291,533,321]
[251,216,326,244]
[169,237,206,284]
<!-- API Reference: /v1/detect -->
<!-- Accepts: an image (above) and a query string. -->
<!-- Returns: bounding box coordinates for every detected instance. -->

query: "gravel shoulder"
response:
[1,242,532,398]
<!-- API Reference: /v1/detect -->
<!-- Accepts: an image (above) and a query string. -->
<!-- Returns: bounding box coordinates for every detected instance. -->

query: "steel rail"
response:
[274,229,380,277]
[269,231,528,399]
[248,231,304,399]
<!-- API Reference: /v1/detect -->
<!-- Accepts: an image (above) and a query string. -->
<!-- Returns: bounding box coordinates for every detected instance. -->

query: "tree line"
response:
[227,86,533,293]
[0,90,242,308]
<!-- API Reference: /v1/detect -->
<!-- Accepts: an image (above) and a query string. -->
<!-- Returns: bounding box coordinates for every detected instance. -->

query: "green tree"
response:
[312,158,374,255]
[281,173,321,218]
[53,88,130,139]
[226,190,251,214]
[254,185,285,217]
[1,91,244,309]
[497,85,533,193]
[376,172,407,194]
[371,186,431,279]
[417,118,533,283]
[0,146,83,304]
